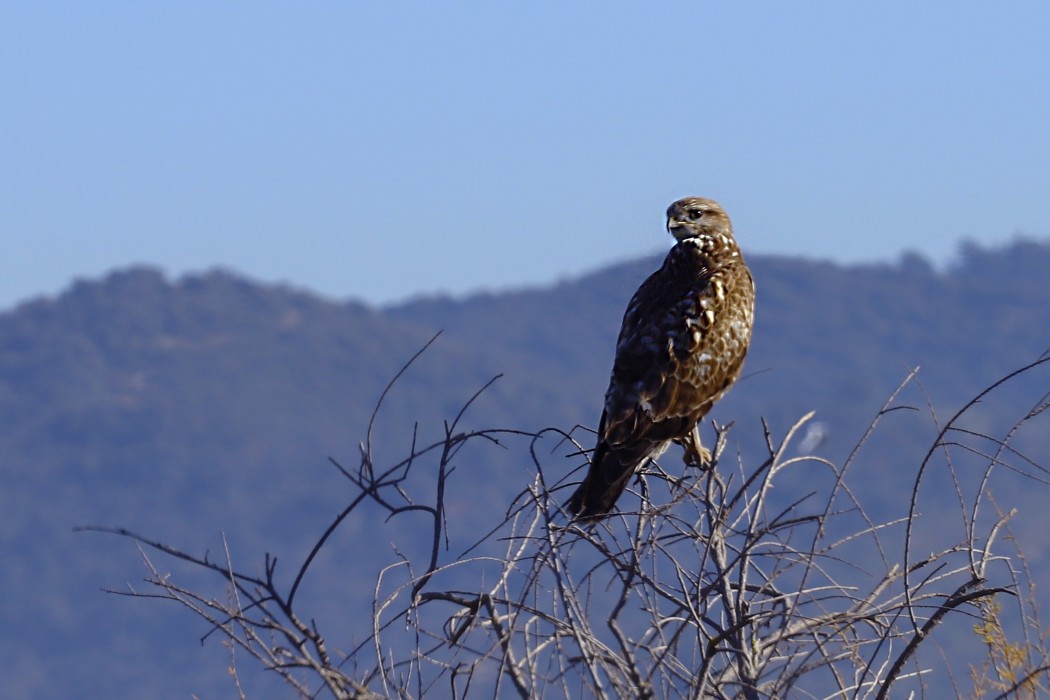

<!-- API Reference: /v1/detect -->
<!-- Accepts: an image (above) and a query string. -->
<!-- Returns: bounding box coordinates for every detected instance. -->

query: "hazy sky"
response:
[3,3,1048,310]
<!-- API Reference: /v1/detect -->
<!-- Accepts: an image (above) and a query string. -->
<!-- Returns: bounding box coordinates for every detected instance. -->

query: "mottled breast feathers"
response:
[567,197,755,521]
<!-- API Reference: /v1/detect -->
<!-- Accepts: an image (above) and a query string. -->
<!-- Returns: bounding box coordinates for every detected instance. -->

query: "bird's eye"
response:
[687,208,704,220]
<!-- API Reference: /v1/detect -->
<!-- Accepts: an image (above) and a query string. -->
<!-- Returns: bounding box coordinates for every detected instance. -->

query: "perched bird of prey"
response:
[567,197,755,521]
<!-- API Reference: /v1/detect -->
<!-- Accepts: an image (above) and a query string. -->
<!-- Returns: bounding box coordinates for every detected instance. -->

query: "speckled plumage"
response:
[567,197,755,521]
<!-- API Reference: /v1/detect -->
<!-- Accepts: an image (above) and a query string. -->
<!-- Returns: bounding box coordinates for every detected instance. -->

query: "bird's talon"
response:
[682,444,712,469]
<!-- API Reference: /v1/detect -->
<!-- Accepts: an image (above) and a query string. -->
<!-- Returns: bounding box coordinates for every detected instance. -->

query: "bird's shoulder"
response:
[617,238,739,347]
[602,239,752,435]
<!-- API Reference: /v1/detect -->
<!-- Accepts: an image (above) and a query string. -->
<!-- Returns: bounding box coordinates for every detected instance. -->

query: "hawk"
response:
[567,196,755,521]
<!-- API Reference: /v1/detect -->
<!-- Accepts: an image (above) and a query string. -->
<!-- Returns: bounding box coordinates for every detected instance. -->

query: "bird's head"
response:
[666,197,732,242]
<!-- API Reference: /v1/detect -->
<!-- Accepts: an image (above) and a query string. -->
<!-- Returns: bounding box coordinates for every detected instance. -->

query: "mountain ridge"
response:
[3,241,1049,698]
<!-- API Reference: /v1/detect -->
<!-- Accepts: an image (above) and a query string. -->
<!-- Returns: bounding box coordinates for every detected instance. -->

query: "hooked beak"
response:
[667,219,686,239]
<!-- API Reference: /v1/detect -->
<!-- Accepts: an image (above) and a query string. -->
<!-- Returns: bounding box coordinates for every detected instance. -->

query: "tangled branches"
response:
[79,344,1050,698]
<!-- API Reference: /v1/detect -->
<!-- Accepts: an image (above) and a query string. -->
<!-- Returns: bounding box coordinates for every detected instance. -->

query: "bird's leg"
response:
[679,423,712,468]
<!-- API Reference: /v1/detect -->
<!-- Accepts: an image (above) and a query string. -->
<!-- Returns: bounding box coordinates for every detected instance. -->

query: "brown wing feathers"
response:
[567,197,754,521]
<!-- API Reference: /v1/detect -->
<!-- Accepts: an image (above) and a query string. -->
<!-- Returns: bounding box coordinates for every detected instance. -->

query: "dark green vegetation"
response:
[2,240,1048,697]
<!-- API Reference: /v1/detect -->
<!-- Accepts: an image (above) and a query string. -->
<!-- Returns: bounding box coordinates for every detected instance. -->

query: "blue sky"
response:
[2,3,1048,310]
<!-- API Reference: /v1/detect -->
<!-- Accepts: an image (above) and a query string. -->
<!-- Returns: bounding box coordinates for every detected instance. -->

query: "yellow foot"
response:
[679,424,712,468]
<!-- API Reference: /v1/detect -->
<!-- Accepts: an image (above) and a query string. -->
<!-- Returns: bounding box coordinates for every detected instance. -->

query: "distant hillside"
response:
[2,241,1049,698]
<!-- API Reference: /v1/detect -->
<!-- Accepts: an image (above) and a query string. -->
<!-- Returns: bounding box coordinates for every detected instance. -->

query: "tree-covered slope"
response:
[2,240,1048,698]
